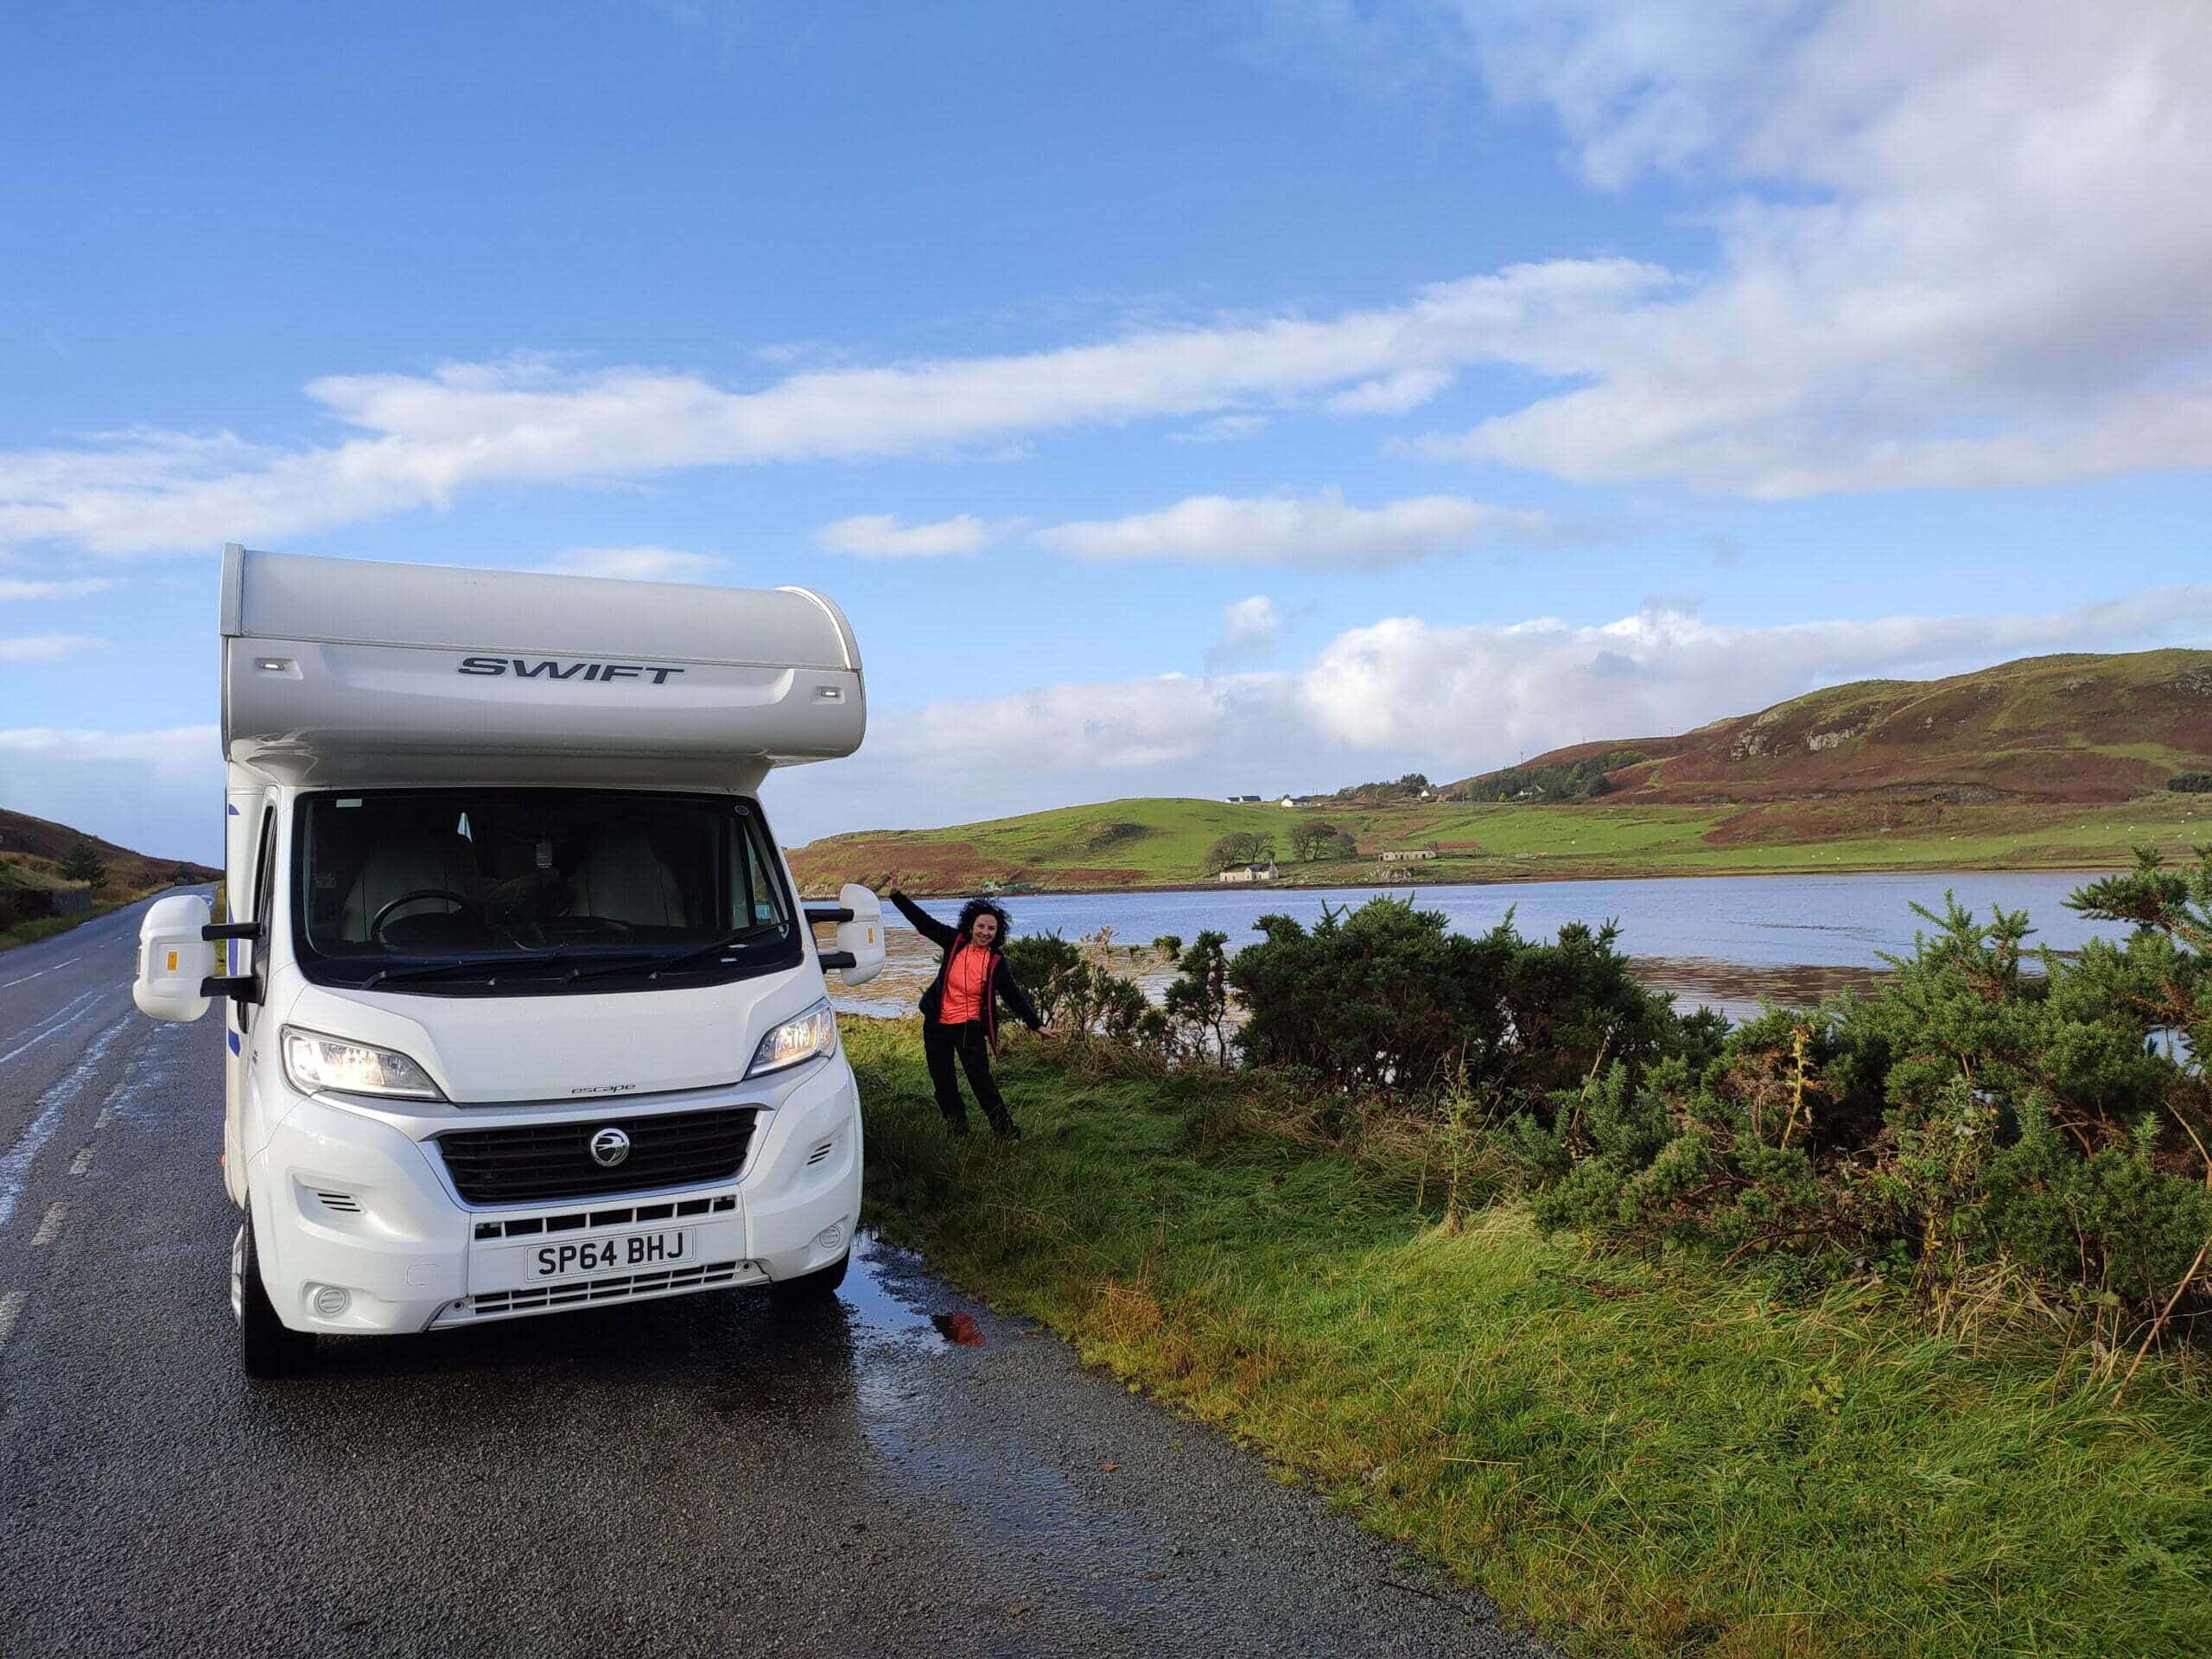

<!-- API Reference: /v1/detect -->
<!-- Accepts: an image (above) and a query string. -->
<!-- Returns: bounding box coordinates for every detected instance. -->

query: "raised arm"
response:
[887,888,958,950]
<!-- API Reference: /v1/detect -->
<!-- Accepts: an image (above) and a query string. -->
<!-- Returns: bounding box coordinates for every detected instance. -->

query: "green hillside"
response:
[789,649,2212,894]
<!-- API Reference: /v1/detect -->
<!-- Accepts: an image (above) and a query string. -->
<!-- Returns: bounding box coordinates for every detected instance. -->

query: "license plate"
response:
[530,1230,689,1280]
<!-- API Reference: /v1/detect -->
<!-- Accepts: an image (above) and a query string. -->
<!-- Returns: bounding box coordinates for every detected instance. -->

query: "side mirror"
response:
[134,893,214,1022]
[832,884,886,986]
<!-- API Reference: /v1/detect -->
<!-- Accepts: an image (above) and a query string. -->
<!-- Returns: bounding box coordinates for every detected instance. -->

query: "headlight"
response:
[746,997,837,1078]
[281,1027,444,1101]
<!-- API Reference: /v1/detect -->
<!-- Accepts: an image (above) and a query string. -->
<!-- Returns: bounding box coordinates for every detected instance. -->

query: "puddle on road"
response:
[837,1230,953,1346]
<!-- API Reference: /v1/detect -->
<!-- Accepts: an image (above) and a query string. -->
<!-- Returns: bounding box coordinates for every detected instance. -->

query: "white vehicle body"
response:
[133,545,884,1362]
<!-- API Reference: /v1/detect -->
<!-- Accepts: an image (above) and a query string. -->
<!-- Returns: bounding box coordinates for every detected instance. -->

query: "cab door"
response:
[221,791,276,1207]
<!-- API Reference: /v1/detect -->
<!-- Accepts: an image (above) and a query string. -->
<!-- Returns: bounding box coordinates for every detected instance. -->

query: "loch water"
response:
[860,870,2141,1023]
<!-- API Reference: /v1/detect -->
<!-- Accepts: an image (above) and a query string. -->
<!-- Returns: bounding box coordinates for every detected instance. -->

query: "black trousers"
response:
[923,1019,1013,1133]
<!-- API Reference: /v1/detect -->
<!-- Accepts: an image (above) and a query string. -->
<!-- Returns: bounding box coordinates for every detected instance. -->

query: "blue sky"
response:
[3,1,2209,863]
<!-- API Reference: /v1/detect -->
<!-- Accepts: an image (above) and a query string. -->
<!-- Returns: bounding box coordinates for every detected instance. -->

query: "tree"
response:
[1203,831,1274,874]
[58,840,107,887]
[1151,934,1183,961]
[1290,817,1351,861]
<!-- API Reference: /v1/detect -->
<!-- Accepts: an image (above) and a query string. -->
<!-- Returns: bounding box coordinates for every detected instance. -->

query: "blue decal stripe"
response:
[227,1031,240,1055]
[226,804,238,816]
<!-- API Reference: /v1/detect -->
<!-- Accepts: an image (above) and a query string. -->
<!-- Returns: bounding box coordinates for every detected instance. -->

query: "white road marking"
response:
[67,1147,92,1177]
[0,988,107,1069]
[0,1290,23,1358]
[93,1107,113,1130]
[30,1202,65,1246]
[0,954,83,992]
[0,1014,134,1230]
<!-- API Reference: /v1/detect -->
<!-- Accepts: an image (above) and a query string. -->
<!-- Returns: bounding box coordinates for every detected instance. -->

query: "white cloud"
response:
[1325,369,1453,416]
[769,582,2212,840]
[3,3,2204,558]
[0,578,115,601]
[1166,413,1272,443]
[1208,596,1290,669]
[0,724,218,767]
[0,724,223,862]
[1401,0,2212,495]
[1035,488,1554,570]
[0,634,103,662]
[0,262,1662,557]
[536,545,723,582]
[811,513,1014,559]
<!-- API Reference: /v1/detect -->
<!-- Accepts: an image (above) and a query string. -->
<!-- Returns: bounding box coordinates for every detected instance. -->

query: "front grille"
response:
[458,1259,745,1321]
[435,1106,760,1205]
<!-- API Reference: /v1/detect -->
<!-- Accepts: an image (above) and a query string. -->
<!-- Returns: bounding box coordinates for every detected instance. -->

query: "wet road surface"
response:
[1,896,1546,1658]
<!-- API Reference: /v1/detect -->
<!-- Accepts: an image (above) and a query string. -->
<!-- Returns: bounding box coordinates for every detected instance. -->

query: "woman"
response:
[887,889,1046,1139]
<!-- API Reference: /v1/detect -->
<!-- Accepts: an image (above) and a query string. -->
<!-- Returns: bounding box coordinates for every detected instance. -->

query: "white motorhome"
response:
[131,545,885,1377]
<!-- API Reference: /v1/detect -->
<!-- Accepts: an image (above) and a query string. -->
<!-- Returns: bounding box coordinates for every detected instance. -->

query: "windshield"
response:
[292,789,799,994]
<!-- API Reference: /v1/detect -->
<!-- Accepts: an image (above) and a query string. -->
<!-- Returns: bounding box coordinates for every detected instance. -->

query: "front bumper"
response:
[245,1052,862,1335]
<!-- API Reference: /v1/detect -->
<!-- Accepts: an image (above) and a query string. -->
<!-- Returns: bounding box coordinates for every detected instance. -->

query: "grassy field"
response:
[849,1019,2212,1659]
[790,790,2211,894]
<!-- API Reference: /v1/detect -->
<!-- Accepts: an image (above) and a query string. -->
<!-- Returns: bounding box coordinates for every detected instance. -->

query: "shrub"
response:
[2167,771,2212,792]
[1502,855,2212,1333]
[1002,931,1083,1025]
[1228,896,1679,1101]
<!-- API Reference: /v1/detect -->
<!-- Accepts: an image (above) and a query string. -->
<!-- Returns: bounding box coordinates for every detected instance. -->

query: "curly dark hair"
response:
[955,896,1013,944]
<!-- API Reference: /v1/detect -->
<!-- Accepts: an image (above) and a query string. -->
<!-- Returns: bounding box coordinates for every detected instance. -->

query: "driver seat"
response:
[340,832,480,941]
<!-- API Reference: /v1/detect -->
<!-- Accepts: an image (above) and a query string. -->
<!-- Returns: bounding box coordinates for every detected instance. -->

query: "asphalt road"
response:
[0,895,1546,1659]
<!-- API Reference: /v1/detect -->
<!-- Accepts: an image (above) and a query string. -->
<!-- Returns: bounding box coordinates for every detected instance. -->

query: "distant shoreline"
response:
[832,855,2133,902]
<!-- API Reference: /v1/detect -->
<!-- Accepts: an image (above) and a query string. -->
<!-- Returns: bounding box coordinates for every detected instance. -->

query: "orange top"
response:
[938,942,993,1025]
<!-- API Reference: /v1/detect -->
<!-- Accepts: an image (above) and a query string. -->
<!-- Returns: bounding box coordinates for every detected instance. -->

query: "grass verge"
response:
[849,1017,2212,1659]
[0,901,121,953]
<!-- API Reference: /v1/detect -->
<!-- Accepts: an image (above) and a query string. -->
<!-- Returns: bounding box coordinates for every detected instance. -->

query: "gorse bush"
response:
[1496,852,2212,1339]
[1227,896,1689,1099]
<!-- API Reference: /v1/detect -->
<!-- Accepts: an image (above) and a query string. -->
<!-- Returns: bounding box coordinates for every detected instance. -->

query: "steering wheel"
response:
[370,888,472,944]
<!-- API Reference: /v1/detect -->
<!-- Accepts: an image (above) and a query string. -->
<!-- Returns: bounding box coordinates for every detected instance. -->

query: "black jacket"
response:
[889,890,1041,1051]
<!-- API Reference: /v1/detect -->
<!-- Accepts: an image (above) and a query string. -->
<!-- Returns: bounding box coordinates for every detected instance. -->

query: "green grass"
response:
[794,791,2212,893]
[849,1019,2212,1659]
[0,900,119,953]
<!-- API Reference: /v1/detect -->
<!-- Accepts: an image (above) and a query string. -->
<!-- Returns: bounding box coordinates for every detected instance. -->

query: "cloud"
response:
[0,262,1662,557]
[5,3,2205,558]
[1395,0,2212,496]
[0,578,115,601]
[0,724,222,862]
[535,545,723,582]
[769,582,2212,840]
[1207,596,1290,669]
[1166,413,1272,443]
[811,513,1015,559]
[1325,369,1453,416]
[1035,488,1555,570]
[0,634,103,662]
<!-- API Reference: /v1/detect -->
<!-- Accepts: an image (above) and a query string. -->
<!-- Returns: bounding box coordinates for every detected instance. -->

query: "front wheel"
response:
[232,1213,316,1380]
[769,1250,849,1306]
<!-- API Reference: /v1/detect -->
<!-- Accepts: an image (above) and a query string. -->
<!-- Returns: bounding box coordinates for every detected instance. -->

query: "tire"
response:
[769,1249,850,1306]
[232,1211,316,1380]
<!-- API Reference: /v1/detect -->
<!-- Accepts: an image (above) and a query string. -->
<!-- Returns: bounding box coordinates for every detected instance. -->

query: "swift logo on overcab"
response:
[456,657,688,684]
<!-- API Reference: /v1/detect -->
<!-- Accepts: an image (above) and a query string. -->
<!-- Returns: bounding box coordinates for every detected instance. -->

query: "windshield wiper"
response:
[563,922,790,986]
[361,946,655,990]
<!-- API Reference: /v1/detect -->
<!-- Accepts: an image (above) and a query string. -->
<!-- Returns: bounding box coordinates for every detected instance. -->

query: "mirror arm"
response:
[817,950,857,971]
[202,921,262,941]
[198,975,261,1004]
[804,906,855,925]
